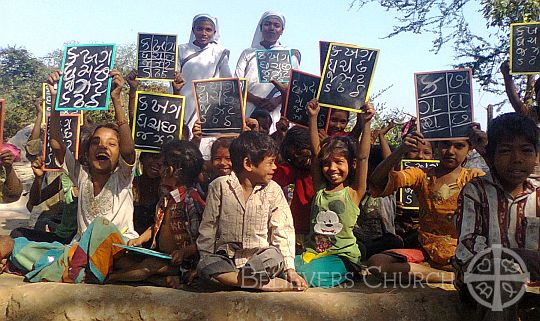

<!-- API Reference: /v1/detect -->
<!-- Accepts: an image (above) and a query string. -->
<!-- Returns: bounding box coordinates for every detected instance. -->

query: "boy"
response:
[197,131,307,291]
[108,140,205,288]
[454,112,540,320]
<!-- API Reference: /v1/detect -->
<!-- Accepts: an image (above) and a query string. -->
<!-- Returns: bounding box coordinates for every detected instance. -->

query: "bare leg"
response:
[212,272,298,292]
[367,253,454,283]
[108,256,177,283]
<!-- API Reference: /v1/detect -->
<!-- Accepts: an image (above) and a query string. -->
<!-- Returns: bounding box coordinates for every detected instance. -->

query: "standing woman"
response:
[176,14,232,134]
[235,11,301,133]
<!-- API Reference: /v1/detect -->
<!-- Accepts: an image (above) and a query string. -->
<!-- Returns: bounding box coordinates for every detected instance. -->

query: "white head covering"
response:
[189,14,220,44]
[250,11,286,48]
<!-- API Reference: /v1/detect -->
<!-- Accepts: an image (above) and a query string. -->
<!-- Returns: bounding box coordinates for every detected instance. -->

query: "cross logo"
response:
[464,244,529,311]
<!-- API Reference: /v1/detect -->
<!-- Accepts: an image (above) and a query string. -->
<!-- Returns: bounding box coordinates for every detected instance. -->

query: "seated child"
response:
[133,152,162,235]
[367,131,484,283]
[454,112,540,319]
[47,70,139,240]
[1,217,125,284]
[11,156,77,244]
[272,126,314,250]
[197,131,307,291]
[108,140,205,288]
[0,144,23,203]
[295,99,374,288]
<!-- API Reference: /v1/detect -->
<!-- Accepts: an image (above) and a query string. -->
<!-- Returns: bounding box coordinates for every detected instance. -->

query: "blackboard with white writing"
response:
[510,22,540,74]
[132,92,184,152]
[194,78,244,137]
[43,115,81,171]
[317,43,379,113]
[284,69,328,129]
[256,50,292,83]
[56,44,116,111]
[137,33,177,80]
[398,159,439,210]
[415,69,473,140]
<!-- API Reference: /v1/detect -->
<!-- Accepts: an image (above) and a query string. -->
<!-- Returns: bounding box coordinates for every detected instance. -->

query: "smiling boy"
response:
[454,113,540,320]
[196,131,307,291]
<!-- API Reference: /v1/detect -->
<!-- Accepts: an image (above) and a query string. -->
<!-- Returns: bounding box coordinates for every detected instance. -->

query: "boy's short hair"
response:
[230,131,278,174]
[486,112,539,159]
[210,137,234,158]
[250,109,272,122]
[161,140,203,185]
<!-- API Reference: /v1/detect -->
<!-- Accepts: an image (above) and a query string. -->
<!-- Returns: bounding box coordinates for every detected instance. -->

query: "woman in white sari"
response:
[235,11,301,133]
[176,14,232,132]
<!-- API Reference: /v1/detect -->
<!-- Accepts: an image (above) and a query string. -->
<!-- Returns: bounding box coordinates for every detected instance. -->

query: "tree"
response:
[350,0,540,108]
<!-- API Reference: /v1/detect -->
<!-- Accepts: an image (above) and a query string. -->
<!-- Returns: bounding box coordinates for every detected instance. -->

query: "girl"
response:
[235,11,301,133]
[48,70,139,240]
[177,14,232,138]
[367,132,484,283]
[295,99,373,288]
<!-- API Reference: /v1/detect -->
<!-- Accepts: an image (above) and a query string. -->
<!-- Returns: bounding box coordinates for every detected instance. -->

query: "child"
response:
[454,112,540,320]
[295,99,374,288]
[197,131,307,291]
[272,126,314,249]
[0,145,22,203]
[47,70,139,240]
[249,108,273,135]
[367,132,484,283]
[132,152,162,235]
[209,137,233,178]
[108,140,205,288]
[327,109,350,137]
[1,217,125,283]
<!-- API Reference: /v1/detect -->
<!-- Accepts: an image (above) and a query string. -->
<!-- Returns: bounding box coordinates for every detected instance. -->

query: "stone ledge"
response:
[0,274,465,321]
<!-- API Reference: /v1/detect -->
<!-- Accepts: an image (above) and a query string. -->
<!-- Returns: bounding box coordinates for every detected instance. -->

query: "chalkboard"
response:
[42,114,81,171]
[255,50,292,83]
[56,44,116,111]
[0,99,4,145]
[510,22,540,74]
[415,68,473,140]
[193,78,244,137]
[41,83,53,123]
[398,159,439,210]
[132,92,185,153]
[284,69,328,129]
[137,33,178,81]
[317,43,379,113]
[319,41,331,74]
[239,78,248,112]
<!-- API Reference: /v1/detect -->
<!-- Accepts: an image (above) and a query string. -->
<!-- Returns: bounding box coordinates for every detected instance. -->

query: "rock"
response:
[0,274,466,321]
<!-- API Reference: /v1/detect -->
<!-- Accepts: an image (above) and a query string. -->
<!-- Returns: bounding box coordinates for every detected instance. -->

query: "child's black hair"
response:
[250,108,272,122]
[161,140,203,185]
[181,123,191,141]
[79,123,119,166]
[318,136,357,184]
[230,131,278,174]
[486,112,539,159]
[280,126,310,163]
[210,137,234,158]
[368,144,385,177]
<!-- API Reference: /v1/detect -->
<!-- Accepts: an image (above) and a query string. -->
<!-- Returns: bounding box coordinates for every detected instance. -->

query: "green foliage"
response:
[350,0,540,102]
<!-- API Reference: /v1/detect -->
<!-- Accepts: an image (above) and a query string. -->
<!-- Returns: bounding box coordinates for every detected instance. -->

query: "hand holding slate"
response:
[31,156,45,179]
[191,119,202,146]
[126,70,139,94]
[171,71,185,95]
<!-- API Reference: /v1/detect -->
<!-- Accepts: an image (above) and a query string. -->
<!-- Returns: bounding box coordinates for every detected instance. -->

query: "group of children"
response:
[0,10,538,320]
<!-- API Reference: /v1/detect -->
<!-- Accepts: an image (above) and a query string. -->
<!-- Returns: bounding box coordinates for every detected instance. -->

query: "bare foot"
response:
[259,278,305,292]
[165,275,182,289]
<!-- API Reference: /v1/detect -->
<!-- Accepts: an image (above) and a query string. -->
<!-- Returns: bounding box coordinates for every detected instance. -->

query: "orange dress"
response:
[374,167,484,266]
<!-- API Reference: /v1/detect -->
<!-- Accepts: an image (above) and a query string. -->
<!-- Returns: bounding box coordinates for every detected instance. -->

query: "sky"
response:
[1,0,513,128]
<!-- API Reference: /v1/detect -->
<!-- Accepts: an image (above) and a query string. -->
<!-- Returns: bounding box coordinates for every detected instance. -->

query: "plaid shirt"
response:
[454,172,540,286]
[197,172,296,270]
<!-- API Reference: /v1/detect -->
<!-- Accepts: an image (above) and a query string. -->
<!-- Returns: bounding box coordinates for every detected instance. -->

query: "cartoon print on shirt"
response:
[314,210,343,253]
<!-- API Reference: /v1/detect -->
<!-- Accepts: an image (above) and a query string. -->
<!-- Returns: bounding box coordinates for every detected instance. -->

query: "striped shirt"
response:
[197,172,296,270]
[454,172,540,268]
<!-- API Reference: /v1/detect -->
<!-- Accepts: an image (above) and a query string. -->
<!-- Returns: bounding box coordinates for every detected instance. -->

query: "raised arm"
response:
[47,71,66,165]
[28,98,43,143]
[500,61,528,115]
[110,70,136,165]
[27,156,62,207]
[125,69,138,128]
[370,131,424,192]
[349,102,374,204]
[307,99,323,189]
[378,121,395,159]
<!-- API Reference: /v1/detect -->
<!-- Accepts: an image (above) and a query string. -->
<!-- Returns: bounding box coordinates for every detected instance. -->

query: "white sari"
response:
[234,11,301,133]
